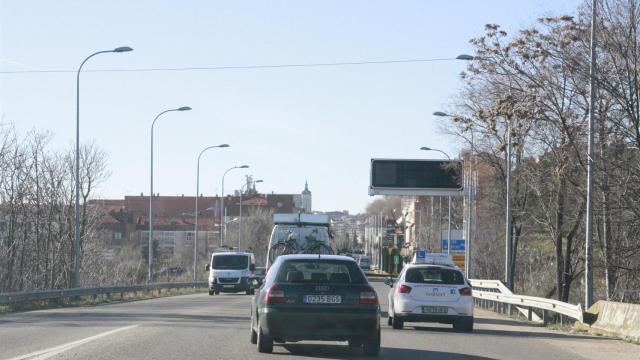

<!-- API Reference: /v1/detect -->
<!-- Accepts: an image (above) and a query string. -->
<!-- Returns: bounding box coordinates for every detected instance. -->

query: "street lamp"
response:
[74,46,132,288]
[193,144,229,281]
[149,106,191,282]
[220,165,249,246]
[420,147,453,256]
[239,179,263,250]
[433,111,476,278]
[456,54,475,61]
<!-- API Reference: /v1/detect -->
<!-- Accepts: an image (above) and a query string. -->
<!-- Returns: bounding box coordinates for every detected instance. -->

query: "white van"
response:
[265,213,333,270]
[205,251,256,295]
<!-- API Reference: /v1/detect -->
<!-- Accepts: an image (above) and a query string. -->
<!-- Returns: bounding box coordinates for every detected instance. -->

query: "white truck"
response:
[265,213,333,270]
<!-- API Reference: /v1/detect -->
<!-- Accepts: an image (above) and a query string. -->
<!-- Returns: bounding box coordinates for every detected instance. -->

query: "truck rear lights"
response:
[459,287,472,296]
[359,287,378,305]
[266,284,285,304]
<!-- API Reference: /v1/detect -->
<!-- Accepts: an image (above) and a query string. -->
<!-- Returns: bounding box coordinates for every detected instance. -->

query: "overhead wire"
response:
[0,57,460,74]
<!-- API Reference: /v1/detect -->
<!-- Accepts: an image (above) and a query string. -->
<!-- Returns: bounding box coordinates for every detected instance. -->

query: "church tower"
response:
[301,180,312,213]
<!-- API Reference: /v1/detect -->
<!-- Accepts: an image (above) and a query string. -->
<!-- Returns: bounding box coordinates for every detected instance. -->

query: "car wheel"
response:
[387,316,393,326]
[453,318,474,332]
[362,329,380,356]
[250,326,258,344]
[392,316,404,330]
[208,290,214,296]
[257,319,273,353]
[250,308,258,344]
[214,291,220,295]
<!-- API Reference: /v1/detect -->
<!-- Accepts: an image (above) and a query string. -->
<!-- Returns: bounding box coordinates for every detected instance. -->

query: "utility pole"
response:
[585,0,597,309]
[505,118,513,290]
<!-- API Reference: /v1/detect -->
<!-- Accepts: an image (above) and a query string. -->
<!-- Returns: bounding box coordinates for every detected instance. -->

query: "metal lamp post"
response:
[239,179,263,250]
[448,54,514,289]
[433,111,476,277]
[220,165,249,246]
[74,46,132,288]
[420,147,453,255]
[193,144,229,281]
[149,106,191,282]
[584,0,597,309]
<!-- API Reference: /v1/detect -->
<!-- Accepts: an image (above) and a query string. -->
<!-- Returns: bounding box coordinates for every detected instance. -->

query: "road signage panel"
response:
[369,158,463,196]
[441,239,465,252]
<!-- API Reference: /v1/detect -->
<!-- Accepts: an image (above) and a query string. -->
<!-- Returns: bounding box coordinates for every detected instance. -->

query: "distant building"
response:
[90,191,299,261]
[320,210,364,251]
[293,180,313,213]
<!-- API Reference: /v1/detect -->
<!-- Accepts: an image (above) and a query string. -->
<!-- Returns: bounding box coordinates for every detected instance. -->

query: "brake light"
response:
[398,284,412,294]
[459,287,472,296]
[265,284,285,304]
[359,287,378,305]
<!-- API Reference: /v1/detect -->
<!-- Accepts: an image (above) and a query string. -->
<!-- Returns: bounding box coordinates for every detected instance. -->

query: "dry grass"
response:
[0,287,207,314]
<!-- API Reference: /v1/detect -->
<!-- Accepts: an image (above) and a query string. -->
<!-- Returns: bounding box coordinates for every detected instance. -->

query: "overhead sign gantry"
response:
[368,158,463,196]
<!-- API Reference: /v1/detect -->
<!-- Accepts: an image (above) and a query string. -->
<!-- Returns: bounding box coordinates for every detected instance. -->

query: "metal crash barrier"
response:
[470,279,583,324]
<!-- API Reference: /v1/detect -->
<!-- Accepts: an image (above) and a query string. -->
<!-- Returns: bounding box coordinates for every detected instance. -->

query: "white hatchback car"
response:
[385,263,474,331]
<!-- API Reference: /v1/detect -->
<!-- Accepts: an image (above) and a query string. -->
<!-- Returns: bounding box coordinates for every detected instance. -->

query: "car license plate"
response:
[422,306,448,314]
[223,285,234,288]
[303,295,341,304]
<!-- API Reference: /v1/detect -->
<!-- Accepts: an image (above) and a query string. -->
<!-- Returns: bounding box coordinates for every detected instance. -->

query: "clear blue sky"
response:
[1,0,582,213]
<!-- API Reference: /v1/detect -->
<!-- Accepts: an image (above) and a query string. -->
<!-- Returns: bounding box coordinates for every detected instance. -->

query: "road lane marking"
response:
[5,324,139,360]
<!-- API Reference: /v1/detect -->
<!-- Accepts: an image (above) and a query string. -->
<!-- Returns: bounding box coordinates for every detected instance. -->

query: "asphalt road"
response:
[1,281,637,360]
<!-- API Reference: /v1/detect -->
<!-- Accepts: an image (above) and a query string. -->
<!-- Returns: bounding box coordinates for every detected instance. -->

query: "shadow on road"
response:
[280,344,496,359]
[474,316,539,327]
[408,316,611,342]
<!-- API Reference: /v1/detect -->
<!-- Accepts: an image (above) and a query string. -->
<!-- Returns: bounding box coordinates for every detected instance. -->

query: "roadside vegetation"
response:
[442,0,640,304]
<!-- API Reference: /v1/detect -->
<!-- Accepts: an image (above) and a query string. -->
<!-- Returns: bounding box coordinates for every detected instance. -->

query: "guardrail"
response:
[0,281,208,305]
[470,279,583,323]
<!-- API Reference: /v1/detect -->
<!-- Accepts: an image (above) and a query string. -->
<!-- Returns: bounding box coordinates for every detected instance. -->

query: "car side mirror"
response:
[249,264,256,271]
[384,277,393,287]
[205,264,210,271]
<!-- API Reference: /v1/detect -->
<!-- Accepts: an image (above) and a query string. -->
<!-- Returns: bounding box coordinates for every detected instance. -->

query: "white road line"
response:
[5,324,140,360]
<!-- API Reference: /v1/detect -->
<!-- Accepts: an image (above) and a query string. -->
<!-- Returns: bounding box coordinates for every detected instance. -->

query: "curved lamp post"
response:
[433,111,476,278]
[74,46,132,288]
[149,106,191,282]
[193,144,229,281]
[420,146,453,255]
[220,165,249,246]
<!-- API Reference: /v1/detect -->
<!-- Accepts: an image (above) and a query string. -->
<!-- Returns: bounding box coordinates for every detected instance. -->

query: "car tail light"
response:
[459,287,472,296]
[398,284,412,294]
[359,287,378,305]
[265,284,285,304]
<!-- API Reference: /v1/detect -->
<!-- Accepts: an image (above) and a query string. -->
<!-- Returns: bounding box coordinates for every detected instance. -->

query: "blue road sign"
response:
[441,239,465,251]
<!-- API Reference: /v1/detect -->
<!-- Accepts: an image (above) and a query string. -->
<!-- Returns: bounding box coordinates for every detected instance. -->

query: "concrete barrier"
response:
[586,300,640,342]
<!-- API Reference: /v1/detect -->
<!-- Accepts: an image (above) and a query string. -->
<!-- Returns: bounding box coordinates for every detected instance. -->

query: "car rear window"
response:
[276,259,367,284]
[405,267,465,285]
